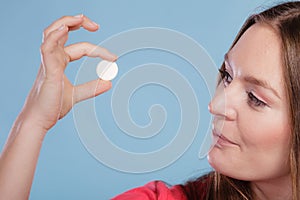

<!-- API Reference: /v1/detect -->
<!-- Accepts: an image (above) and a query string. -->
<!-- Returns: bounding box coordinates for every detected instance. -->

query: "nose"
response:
[208,84,238,121]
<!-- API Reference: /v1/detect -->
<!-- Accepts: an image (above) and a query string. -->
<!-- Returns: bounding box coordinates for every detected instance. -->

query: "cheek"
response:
[239,111,290,151]
[239,114,290,179]
[208,110,291,181]
[239,111,290,177]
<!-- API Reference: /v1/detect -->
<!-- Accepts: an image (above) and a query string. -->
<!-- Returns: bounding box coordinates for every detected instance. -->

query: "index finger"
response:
[65,42,118,63]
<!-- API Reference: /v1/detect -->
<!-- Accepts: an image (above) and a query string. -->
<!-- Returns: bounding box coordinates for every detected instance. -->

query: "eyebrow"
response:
[224,53,281,99]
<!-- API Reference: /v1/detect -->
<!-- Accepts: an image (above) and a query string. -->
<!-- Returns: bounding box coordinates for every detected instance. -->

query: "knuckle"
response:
[40,39,56,55]
[40,43,51,55]
[42,28,50,39]
[59,15,72,22]
[80,41,89,46]
[40,43,47,54]
[79,42,91,55]
[80,41,90,48]
[58,15,68,21]
[42,15,71,38]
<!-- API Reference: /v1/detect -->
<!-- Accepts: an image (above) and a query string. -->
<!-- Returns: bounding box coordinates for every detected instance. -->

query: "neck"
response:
[251,174,292,200]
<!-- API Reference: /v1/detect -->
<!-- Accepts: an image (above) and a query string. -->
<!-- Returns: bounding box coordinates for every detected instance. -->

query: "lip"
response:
[212,129,238,147]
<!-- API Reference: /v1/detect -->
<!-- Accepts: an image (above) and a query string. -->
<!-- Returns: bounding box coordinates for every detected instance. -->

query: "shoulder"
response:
[111,181,187,200]
[111,173,213,200]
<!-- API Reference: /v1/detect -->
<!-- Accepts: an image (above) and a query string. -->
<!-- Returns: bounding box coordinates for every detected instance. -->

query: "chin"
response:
[207,148,241,180]
[207,149,221,172]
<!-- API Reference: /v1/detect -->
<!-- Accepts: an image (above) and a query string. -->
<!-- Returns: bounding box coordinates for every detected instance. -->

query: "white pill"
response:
[96,60,118,81]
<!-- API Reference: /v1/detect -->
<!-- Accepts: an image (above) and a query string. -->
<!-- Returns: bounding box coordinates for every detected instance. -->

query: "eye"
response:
[219,68,233,87]
[246,91,267,108]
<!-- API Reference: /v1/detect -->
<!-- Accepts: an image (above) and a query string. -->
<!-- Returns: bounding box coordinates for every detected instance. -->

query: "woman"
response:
[0,1,299,200]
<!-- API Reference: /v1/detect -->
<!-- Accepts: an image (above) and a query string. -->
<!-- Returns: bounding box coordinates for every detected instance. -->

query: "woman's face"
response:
[207,23,291,181]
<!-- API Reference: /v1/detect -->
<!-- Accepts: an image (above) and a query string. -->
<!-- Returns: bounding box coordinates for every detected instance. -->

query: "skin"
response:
[0,15,117,200]
[0,16,293,200]
[207,23,292,199]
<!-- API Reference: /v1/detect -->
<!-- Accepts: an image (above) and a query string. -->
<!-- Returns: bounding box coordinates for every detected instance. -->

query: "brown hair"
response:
[182,1,300,199]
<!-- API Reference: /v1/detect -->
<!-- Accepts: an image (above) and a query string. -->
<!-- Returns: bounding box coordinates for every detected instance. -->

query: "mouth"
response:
[212,129,238,147]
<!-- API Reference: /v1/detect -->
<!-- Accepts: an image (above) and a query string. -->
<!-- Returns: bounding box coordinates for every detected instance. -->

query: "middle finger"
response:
[43,15,99,40]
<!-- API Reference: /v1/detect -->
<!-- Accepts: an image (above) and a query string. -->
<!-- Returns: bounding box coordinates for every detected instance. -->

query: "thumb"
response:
[73,79,112,104]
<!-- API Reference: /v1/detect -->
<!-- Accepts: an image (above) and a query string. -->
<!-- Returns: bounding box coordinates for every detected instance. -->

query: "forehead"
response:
[228,23,284,96]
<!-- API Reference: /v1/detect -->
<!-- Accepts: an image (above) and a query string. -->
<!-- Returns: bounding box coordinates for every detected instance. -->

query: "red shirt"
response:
[111,181,187,200]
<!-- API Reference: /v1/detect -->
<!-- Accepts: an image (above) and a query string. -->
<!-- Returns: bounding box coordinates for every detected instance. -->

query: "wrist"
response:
[13,110,48,140]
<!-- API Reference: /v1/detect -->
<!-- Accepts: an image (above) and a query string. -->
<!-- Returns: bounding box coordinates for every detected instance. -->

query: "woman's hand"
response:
[22,14,117,132]
[0,15,117,200]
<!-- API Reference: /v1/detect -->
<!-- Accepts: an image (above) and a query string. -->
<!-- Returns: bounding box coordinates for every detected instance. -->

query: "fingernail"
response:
[112,54,118,61]
[90,21,99,27]
[74,14,83,18]
[57,24,65,31]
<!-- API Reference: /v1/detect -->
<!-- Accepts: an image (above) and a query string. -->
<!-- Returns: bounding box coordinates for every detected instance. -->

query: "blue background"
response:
[0,0,282,199]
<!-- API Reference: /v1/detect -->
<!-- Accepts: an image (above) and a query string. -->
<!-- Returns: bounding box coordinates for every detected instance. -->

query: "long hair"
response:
[182,1,300,199]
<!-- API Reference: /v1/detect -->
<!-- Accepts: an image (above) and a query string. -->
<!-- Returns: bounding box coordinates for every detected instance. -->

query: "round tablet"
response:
[96,60,118,81]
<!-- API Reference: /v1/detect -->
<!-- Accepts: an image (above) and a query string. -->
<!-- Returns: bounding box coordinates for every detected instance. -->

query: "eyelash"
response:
[246,91,267,107]
[219,68,232,86]
[218,67,267,108]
